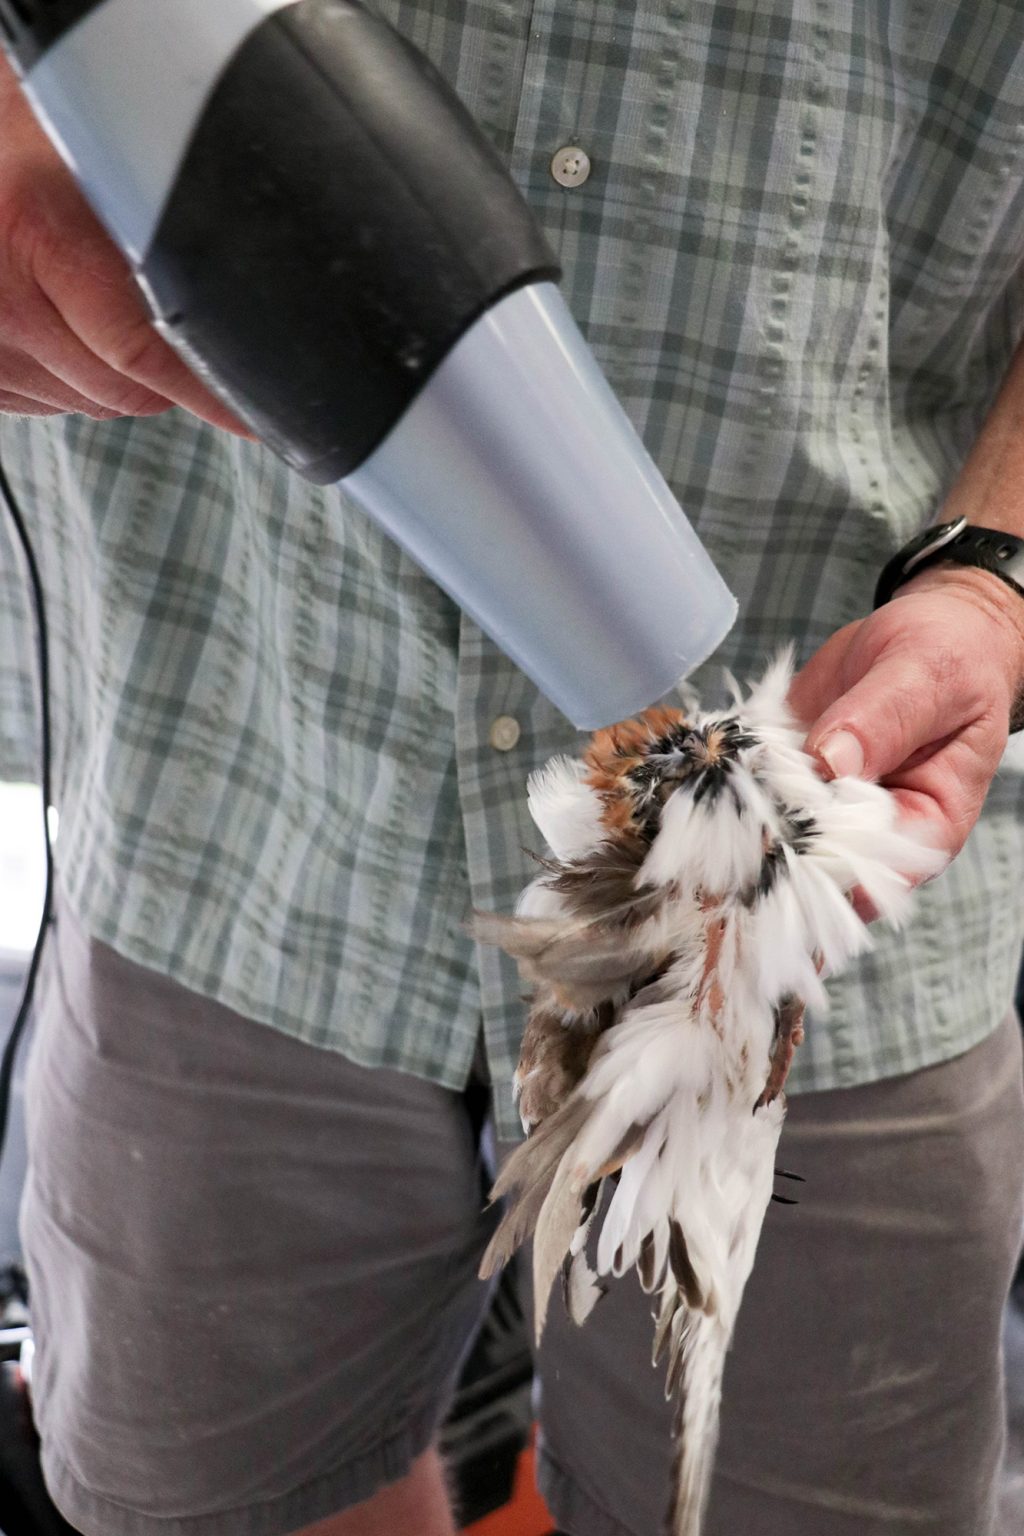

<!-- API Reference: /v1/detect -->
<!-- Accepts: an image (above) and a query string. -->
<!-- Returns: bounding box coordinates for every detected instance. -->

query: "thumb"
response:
[804,652,956,782]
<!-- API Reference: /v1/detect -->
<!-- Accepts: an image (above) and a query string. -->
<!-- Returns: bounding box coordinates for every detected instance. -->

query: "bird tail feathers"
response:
[668,1312,729,1536]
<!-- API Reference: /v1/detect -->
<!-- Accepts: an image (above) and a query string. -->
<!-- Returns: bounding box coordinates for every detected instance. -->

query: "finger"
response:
[883,721,998,854]
[80,307,251,436]
[847,812,951,924]
[0,389,64,415]
[6,285,174,417]
[804,649,984,784]
[0,341,168,419]
[5,112,256,439]
[35,230,255,437]
[787,623,862,728]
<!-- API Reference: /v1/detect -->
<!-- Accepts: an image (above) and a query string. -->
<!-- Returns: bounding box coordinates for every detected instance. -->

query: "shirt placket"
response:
[453,3,607,1130]
[455,3,710,1133]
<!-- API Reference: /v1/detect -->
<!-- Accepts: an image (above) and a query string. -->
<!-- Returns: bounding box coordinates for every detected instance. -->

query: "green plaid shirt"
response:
[2,0,1024,1140]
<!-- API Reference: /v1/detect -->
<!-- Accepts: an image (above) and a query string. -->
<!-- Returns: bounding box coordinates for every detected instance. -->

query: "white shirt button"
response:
[550,145,592,188]
[489,715,521,752]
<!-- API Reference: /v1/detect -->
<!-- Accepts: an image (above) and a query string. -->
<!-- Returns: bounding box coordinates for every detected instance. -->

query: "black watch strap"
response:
[875,517,1024,732]
[874,517,1024,609]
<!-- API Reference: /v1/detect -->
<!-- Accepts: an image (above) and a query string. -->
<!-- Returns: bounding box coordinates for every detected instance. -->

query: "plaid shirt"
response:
[2,0,1024,1141]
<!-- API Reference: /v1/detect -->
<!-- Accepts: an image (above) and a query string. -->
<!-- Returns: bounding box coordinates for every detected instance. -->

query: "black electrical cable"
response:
[0,452,54,1170]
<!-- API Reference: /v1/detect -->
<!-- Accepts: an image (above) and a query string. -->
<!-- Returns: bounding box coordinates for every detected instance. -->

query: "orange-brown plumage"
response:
[584,705,690,831]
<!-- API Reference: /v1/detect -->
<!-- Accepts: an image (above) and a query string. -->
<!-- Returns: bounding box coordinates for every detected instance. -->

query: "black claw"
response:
[774,1167,806,1182]
[771,1193,799,1205]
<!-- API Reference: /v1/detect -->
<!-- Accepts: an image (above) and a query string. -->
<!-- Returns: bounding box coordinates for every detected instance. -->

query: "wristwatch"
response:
[874,516,1024,732]
[873,516,1024,609]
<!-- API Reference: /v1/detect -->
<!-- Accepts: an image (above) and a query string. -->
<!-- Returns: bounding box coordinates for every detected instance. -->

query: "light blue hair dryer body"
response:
[0,0,736,728]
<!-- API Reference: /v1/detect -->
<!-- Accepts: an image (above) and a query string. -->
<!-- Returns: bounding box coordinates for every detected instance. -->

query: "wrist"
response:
[897,564,1024,729]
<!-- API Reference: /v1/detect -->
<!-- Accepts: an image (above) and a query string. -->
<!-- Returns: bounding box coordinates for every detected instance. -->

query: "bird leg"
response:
[755,992,806,1110]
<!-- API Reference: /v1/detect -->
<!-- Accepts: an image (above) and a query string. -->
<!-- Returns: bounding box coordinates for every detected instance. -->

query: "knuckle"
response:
[4,176,74,297]
[0,391,51,417]
[878,622,977,721]
[874,677,924,742]
[102,320,167,382]
[82,404,129,421]
[103,379,167,415]
[1,216,48,348]
[920,640,1003,730]
[4,182,47,269]
[922,642,970,694]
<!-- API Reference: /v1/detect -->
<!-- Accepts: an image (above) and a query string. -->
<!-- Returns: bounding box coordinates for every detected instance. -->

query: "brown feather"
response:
[652,1289,682,1367]
[664,1305,692,1399]
[561,1251,609,1325]
[475,909,672,1011]
[592,1118,647,1180]
[544,835,659,926]
[668,1219,708,1313]
[533,1159,590,1341]
[480,1096,591,1279]
[638,1231,658,1293]
[469,909,570,961]
[515,995,609,1128]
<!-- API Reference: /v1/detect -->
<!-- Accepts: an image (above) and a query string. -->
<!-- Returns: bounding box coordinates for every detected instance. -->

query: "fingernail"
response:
[816,730,865,780]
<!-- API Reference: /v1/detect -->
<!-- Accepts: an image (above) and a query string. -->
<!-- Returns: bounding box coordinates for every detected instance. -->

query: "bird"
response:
[474,650,944,1536]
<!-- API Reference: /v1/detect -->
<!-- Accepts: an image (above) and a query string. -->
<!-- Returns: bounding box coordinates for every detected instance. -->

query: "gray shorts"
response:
[20,900,1024,1536]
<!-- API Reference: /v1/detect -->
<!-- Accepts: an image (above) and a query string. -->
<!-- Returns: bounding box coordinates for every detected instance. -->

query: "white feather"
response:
[527,755,605,860]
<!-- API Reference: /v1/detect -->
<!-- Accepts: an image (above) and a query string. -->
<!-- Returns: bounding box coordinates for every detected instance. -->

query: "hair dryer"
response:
[0,0,736,728]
